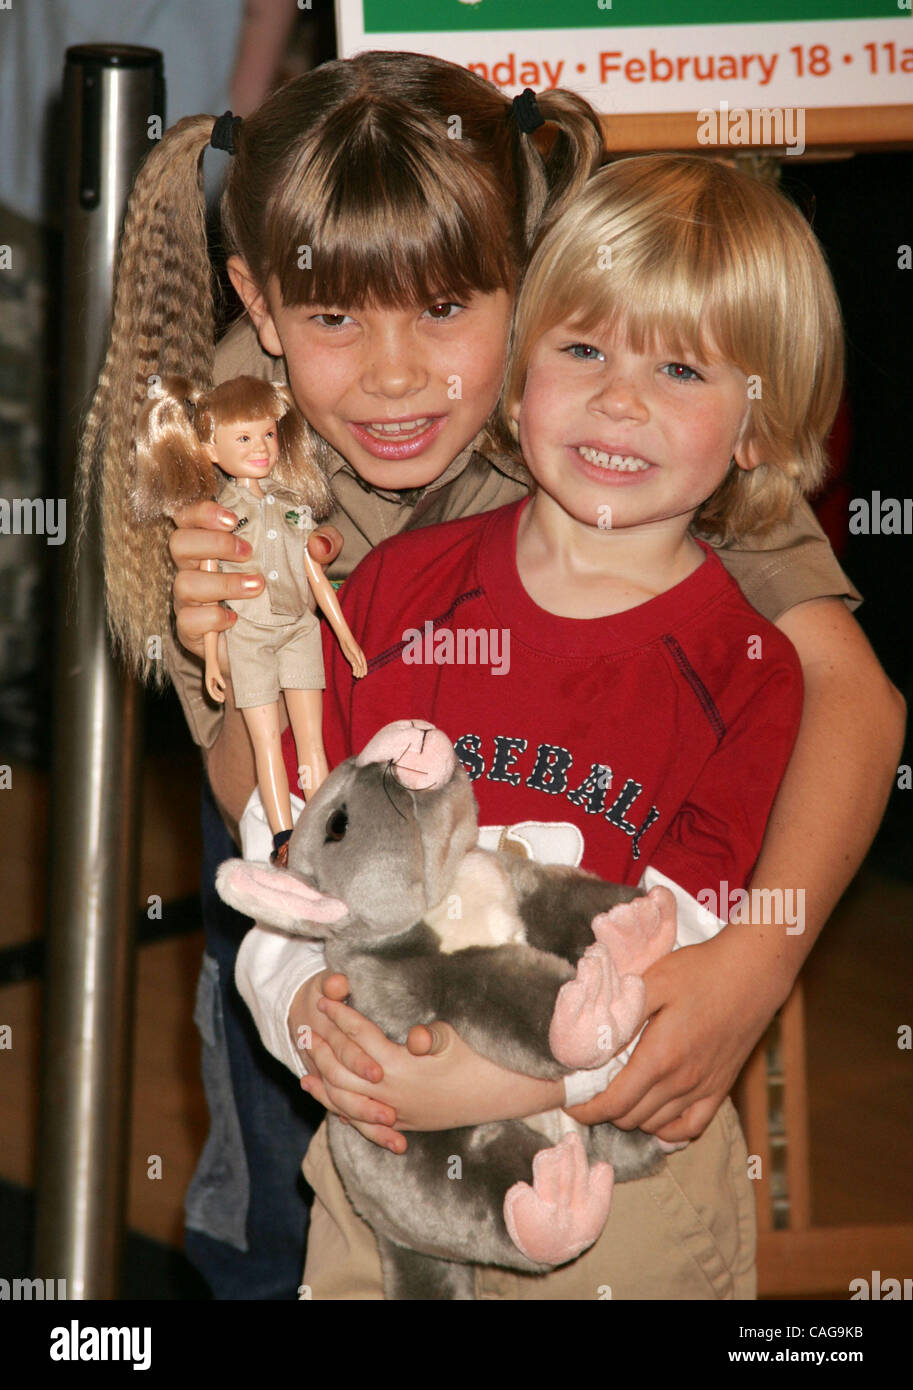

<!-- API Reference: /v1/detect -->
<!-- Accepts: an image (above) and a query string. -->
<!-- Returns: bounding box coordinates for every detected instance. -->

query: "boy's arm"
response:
[568,598,906,1139]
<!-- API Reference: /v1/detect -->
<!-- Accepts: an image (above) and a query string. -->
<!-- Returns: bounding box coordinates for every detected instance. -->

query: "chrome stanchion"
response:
[35,46,163,1300]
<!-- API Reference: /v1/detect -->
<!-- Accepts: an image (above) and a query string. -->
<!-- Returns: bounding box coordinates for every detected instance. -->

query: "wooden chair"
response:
[733,980,913,1297]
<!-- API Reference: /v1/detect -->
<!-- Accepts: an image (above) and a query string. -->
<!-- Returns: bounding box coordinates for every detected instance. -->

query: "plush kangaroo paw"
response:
[549,942,645,1067]
[504,1133,614,1266]
[591,885,677,977]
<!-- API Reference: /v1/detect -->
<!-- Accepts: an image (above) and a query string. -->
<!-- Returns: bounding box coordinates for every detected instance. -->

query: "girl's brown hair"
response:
[78,52,606,685]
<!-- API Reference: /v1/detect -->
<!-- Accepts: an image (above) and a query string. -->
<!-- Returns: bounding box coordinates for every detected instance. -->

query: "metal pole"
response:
[35,46,164,1301]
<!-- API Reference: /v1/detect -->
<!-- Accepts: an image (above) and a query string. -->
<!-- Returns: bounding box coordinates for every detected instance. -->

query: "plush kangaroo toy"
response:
[217,719,677,1300]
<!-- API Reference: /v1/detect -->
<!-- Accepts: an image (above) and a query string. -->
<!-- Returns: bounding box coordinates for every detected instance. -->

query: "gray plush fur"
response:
[217,737,665,1300]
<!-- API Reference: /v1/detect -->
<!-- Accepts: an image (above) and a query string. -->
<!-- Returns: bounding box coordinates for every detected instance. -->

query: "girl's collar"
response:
[331,432,529,505]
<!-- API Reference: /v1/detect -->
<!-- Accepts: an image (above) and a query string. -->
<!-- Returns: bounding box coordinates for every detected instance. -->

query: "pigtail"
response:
[76,115,219,686]
[510,89,606,251]
[133,377,215,524]
[270,386,335,523]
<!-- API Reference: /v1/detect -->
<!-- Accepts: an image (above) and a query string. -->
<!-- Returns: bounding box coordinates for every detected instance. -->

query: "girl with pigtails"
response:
[80,51,903,1300]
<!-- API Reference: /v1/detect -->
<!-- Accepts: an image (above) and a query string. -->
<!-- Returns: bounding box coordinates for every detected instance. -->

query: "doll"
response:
[135,375,366,865]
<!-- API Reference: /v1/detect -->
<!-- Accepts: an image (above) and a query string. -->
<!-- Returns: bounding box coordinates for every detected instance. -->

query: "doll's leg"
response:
[284,687,329,802]
[239,702,293,833]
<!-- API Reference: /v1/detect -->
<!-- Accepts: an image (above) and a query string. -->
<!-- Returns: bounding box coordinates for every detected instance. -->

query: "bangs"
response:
[202,377,288,427]
[526,194,768,373]
[265,107,516,309]
[511,157,805,391]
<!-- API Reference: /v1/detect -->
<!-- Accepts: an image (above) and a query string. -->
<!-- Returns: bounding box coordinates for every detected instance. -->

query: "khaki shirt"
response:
[216,477,316,626]
[165,316,862,750]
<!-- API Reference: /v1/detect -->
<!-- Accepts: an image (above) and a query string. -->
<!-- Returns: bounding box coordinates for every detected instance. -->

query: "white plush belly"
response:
[423,847,587,1149]
[423,850,528,953]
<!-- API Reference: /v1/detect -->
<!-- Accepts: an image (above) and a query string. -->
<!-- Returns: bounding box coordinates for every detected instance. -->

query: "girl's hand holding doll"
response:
[170,498,343,659]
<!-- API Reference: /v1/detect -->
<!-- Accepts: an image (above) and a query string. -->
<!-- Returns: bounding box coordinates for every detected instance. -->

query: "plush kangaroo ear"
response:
[216,859,349,937]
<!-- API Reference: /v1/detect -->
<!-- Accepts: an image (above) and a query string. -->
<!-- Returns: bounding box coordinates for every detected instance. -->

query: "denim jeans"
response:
[184,776,322,1299]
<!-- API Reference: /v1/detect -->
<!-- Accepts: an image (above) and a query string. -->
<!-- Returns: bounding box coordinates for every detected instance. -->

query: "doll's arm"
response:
[200,559,227,702]
[203,630,226,702]
[569,598,906,1140]
[303,548,367,678]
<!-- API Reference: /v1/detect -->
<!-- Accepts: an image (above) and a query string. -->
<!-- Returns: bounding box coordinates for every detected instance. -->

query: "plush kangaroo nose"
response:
[356,719,455,790]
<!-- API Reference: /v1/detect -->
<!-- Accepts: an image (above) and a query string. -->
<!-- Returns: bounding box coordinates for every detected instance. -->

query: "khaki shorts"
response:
[226,612,324,709]
[299,1101,757,1300]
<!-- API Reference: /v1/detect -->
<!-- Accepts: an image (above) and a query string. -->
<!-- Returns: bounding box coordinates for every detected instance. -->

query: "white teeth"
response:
[577,446,650,473]
[364,418,431,437]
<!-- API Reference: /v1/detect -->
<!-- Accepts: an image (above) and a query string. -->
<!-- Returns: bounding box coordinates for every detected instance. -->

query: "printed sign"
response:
[336,1,913,114]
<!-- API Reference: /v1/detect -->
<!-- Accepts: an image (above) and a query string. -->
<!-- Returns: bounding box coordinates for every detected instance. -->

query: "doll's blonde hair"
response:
[77,52,606,685]
[133,375,333,523]
[502,154,845,543]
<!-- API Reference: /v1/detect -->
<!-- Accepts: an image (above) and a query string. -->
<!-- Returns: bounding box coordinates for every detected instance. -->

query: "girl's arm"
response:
[567,597,906,1140]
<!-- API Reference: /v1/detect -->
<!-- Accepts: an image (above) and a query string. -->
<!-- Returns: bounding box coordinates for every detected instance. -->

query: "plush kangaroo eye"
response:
[325,807,348,842]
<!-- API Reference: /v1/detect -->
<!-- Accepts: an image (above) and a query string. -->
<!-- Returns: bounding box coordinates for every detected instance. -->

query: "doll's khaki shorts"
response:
[298,1098,756,1300]
[226,612,324,710]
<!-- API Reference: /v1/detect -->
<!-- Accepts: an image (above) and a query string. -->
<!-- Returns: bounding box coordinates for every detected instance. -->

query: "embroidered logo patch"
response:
[284,506,314,531]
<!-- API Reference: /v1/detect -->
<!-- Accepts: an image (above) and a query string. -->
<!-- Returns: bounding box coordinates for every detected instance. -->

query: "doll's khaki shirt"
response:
[164,317,863,751]
[216,477,317,626]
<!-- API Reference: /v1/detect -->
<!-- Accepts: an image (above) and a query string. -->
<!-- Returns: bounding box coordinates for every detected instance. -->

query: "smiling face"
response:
[206,415,280,482]
[511,321,759,537]
[231,260,513,491]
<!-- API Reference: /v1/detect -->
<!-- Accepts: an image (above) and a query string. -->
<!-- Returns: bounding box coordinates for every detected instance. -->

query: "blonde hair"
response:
[77,53,606,685]
[502,154,845,542]
[133,375,333,524]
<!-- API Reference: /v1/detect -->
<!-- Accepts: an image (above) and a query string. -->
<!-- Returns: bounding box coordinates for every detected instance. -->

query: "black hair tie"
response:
[210,111,242,154]
[512,89,544,134]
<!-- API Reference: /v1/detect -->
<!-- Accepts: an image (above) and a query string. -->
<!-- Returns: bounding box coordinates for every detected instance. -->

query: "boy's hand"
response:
[564,933,782,1142]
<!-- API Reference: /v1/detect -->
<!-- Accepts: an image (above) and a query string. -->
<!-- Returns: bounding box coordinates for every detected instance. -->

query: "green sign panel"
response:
[362,1,907,33]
